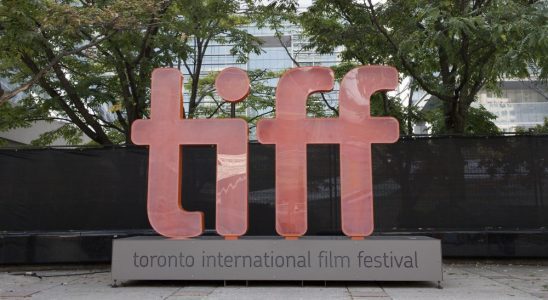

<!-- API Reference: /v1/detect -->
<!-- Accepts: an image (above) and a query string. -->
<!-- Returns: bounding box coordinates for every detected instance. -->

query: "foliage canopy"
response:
[0,0,260,145]
[301,0,547,134]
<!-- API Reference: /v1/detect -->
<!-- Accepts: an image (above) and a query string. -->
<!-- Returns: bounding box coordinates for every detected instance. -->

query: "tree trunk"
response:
[187,40,204,119]
[407,83,414,135]
[125,96,141,145]
[188,74,199,118]
[443,98,469,134]
[125,123,132,145]
[381,92,389,115]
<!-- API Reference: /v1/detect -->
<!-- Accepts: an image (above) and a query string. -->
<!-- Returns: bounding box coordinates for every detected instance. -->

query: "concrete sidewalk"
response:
[1,260,547,299]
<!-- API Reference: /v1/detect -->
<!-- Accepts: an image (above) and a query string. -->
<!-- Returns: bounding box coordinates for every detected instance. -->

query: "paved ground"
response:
[1,260,547,299]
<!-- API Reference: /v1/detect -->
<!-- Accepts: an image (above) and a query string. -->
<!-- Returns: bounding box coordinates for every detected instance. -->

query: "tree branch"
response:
[247,109,275,123]
[38,40,112,144]
[207,100,226,118]
[274,24,339,115]
[0,30,118,104]
[19,53,101,142]
[364,0,452,102]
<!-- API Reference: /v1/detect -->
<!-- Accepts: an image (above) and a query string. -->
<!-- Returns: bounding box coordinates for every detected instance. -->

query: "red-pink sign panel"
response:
[132,66,399,239]
[257,66,399,239]
[132,68,248,239]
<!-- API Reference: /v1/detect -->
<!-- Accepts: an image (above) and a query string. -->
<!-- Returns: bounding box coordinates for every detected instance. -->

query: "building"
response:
[0,79,92,146]
[182,24,343,135]
[476,80,548,132]
[401,78,547,135]
[0,120,80,146]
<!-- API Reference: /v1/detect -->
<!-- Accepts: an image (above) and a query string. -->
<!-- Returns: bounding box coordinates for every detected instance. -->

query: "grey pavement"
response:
[1,260,547,299]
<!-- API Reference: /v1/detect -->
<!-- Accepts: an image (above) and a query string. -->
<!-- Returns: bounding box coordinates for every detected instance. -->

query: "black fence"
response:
[1,135,547,263]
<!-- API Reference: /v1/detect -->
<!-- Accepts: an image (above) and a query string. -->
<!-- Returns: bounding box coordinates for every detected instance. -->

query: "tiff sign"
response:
[132,66,399,240]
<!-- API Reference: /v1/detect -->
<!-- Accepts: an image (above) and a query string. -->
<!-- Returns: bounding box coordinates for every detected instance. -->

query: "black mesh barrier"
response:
[372,136,547,231]
[0,136,547,233]
[0,147,150,231]
[0,136,547,262]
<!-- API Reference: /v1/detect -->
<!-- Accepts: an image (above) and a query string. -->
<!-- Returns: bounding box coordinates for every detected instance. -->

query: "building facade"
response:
[476,80,548,132]
[181,24,343,129]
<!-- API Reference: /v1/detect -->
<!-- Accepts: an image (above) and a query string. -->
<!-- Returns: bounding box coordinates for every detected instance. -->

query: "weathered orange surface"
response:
[132,68,248,238]
[256,66,399,238]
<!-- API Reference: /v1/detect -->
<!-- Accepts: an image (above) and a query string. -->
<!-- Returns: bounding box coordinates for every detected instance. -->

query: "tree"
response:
[0,0,261,145]
[516,117,548,134]
[172,0,261,118]
[426,105,501,135]
[301,0,547,134]
[190,69,278,129]
[0,0,159,144]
